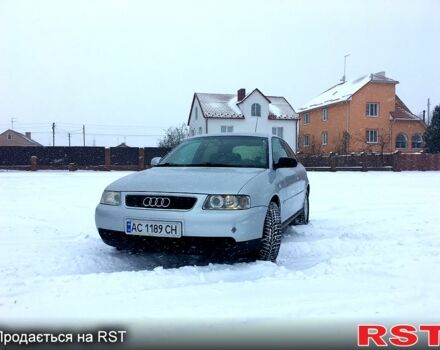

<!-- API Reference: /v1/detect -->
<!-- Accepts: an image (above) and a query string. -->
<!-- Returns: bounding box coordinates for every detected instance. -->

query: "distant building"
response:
[298,72,427,154]
[0,129,43,146]
[187,88,299,151]
[116,142,129,147]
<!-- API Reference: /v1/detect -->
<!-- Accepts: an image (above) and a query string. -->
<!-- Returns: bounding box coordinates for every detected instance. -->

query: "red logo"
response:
[358,324,440,347]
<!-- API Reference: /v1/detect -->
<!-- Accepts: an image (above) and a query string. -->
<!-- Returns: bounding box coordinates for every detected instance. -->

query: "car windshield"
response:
[158,136,269,168]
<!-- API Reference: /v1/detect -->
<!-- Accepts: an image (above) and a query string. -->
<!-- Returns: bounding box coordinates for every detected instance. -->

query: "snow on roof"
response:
[299,72,399,113]
[195,91,297,120]
[197,93,244,119]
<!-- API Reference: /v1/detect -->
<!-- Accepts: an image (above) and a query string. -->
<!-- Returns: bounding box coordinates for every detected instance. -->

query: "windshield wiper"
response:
[157,162,248,167]
[186,163,237,167]
[156,162,185,167]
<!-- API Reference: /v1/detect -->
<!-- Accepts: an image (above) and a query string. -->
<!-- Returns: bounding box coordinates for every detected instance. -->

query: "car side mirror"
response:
[274,157,298,169]
[151,157,162,167]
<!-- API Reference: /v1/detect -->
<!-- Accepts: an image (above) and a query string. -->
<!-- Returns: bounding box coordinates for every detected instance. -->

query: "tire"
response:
[293,192,309,225]
[257,202,282,262]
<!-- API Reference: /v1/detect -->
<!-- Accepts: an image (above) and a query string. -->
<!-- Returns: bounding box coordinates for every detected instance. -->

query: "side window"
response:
[271,138,289,165]
[279,139,297,160]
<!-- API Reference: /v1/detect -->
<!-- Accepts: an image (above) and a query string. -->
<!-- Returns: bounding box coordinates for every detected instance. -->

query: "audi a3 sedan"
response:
[95,133,309,262]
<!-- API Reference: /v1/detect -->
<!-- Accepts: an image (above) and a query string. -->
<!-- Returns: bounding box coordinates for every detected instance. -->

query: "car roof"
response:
[188,132,271,139]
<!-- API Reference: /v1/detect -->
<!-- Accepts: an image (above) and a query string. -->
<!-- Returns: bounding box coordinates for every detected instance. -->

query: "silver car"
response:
[95,133,309,262]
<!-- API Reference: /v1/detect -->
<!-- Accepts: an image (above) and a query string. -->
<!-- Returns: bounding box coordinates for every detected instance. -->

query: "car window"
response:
[160,139,202,164]
[271,138,289,165]
[159,136,269,168]
[279,139,298,160]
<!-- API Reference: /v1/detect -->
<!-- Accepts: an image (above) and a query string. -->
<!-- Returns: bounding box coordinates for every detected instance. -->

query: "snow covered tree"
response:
[424,105,440,153]
[158,123,189,149]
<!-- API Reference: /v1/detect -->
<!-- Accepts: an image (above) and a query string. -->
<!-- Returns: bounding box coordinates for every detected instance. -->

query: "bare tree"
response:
[335,130,350,155]
[351,128,392,162]
[158,123,189,149]
[299,134,320,155]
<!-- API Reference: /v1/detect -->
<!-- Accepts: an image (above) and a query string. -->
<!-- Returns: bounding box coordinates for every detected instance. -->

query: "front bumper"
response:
[98,229,262,255]
[95,193,267,243]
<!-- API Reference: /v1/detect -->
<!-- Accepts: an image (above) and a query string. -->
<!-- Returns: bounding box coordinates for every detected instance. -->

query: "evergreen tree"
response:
[424,105,440,153]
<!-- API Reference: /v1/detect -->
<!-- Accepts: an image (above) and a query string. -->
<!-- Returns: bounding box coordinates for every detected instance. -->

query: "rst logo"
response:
[358,324,440,347]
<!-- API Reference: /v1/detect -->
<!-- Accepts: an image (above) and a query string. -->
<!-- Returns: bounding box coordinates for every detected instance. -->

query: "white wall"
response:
[189,91,298,152]
[188,97,205,136]
[207,118,297,151]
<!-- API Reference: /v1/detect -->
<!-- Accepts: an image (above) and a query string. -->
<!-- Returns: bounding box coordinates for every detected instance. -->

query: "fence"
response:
[1,147,439,171]
[297,151,440,171]
[0,146,171,171]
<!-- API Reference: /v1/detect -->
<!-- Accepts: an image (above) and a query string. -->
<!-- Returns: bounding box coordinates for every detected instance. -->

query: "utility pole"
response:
[52,122,56,146]
[10,118,16,130]
[68,133,71,147]
[82,124,85,146]
[427,98,431,125]
[341,54,350,83]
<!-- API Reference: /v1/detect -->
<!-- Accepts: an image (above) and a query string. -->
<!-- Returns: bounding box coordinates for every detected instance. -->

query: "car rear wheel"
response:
[257,201,282,262]
[292,192,309,225]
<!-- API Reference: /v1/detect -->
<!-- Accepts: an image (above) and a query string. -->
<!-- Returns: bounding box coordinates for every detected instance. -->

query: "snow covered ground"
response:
[0,170,439,343]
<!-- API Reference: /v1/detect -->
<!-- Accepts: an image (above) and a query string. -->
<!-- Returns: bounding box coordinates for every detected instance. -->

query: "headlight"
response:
[100,191,121,206]
[203,195,250,210]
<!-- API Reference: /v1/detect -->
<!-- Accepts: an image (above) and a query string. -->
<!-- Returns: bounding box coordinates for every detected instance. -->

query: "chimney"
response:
[237,88,246,102]
[25,132,31,139]
[375,71,386,78]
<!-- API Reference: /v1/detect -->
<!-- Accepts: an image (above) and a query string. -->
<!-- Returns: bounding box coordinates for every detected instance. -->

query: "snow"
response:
[299,72,398,112]
[1,170,439,332]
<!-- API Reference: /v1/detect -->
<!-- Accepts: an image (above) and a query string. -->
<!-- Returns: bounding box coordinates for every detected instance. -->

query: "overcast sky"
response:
[0,0,439,146]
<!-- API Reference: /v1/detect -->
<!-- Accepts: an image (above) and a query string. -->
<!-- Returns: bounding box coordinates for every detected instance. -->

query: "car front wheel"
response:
[257,201,282,262]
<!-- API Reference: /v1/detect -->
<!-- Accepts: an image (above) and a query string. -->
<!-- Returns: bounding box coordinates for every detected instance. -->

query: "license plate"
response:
[125,219,182,238]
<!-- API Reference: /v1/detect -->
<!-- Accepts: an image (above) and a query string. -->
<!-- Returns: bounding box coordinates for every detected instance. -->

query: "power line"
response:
[29,131,163,137]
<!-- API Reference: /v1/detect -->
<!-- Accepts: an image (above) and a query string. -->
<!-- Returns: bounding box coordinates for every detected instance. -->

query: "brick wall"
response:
[298,152,440,171]
[0,146,170,170]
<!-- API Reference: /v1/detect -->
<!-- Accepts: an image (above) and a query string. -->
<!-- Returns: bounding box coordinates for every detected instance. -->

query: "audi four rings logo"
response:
[142,197,171,208]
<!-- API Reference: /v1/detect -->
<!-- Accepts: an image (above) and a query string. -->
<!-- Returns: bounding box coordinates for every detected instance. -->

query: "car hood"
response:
[106,167,267,194]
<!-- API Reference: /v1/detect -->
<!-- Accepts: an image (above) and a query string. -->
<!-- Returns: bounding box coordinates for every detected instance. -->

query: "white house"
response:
[187,88,299,151]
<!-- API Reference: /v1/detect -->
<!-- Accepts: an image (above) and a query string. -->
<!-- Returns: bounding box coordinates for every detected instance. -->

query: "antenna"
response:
[341,54,350,83]
[427,98,431,125]
[10,118,16,130]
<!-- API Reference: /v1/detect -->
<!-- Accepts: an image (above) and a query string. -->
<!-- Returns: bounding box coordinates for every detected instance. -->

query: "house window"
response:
[7,134,12,140]
[322,108,328,121]
[198,127,203,134]
[321,131,328,145]
[303,134,310,147]
[366,129,378,143]
[190,129,195,136]
[220,125,233,133]
[272,127,283,138]
[411,134,423,149]
[395,133,408,149]
[251,103,261,117]
[195,107,198,121]
[366,103,379,117]
[303,113,310,125]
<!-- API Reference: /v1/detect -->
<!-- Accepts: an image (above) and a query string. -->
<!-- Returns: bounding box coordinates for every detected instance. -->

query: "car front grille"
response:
[125,195,197,210]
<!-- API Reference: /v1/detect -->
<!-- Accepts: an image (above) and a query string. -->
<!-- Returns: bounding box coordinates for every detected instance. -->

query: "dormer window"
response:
[251,103,261,117]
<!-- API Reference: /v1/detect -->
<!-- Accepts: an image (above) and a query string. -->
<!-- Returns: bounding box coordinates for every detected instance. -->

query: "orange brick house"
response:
[297,72,426,155]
